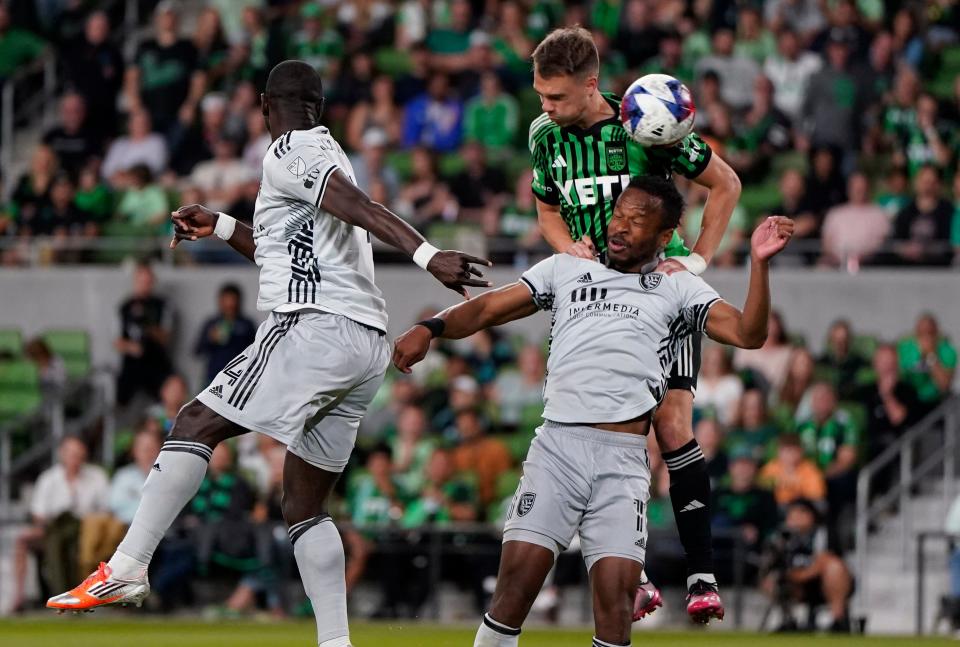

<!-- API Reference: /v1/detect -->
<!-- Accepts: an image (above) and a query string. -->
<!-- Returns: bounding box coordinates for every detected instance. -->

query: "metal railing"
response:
[915,530,960,636]
[0,369,115,515]
[855,396,960,620]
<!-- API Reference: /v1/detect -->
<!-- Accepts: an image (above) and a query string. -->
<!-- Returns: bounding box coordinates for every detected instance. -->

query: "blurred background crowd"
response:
[1,0,959,630]
[1,0,960,266]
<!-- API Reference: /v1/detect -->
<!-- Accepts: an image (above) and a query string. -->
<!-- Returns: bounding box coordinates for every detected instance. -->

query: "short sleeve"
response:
[266,140,342,208]
[519,255,558,310]
[529,121,560,205]
[666,132,713,179]
[674,272,722,332]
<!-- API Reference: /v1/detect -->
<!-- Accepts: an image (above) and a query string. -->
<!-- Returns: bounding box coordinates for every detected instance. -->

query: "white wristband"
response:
[673,252,707,275]
[412,241,440,270]
[214,212,236,241]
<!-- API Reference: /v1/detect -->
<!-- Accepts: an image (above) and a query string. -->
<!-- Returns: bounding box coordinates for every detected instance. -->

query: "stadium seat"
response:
[0,360,42,420]
[373,48,412,77]
[385,150,413,181]
[0,328,23,359]
[42,329,91,379]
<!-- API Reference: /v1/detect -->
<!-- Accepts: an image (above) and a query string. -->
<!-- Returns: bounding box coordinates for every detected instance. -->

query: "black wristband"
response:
[416,318,445,338]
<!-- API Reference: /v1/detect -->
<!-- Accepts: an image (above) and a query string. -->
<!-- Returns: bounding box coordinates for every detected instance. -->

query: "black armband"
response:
[416,318,445,338]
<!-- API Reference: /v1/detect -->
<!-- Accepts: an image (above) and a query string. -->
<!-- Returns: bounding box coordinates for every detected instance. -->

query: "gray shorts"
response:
[503,421,652,572]
[197,310,389,472]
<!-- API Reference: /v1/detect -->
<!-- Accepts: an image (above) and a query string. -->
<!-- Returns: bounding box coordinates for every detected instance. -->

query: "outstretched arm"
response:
[170,205,257,262]
[688,153,741,266]
[705,217,793,349]
[393,282,539,373]
[321,170,491,298]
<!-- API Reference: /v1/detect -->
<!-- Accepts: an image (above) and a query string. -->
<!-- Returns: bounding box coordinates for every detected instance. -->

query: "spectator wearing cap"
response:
[760,433,827,507]
[897,313,958,407]
[892,165,954,266]
[451,408,512,506]
[101,110,168,187]
[695,26,761,112]
[763,29,822,126]
[124,2,205,135]
[799,29,862,156]
[820,172,891,269]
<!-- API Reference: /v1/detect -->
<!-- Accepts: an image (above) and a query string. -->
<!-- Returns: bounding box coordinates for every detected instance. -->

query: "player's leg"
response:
[281,451,353,647]
[476,422,586,646]
[47,400,245,610]
[653,332,722,621]
[590,557,645,646]
[474,540,557,646]
[815,553,852,628]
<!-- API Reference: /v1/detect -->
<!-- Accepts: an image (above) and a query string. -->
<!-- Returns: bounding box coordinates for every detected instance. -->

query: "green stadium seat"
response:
[739,182,783,220]
[385,151,413,181]
[438,153,466,178]
[0,360,42,420]
[0,329,23,359]
[495,469,521,501]
[42,329,91,379]
[373,48,412,77]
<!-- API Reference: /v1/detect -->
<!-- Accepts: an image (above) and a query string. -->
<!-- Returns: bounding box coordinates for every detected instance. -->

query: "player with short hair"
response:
[393,177,793,647]
[47,61,489,647]
[528,26,743,621]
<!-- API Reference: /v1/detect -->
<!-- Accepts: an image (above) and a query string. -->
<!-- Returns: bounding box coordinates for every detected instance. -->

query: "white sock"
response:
[687,572,718,589]
[319,637,351,647]
[113,442,211,576]
[293,516,350,646]
[593,638,630,647]
[106,550,148,581]
[474,614,520,647]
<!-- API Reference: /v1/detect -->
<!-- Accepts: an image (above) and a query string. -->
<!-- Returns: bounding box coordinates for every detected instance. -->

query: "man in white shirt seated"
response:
[13,436,109,611]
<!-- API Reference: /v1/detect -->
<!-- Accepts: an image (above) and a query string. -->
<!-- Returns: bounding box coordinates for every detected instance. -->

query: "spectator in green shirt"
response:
[795,382,859,522]
[0,4,46,80]
[463,72,518,154]
[712,450,779,557]
[401,448,478,528]
[726,388,780,465]
[347,445,402,528]
[289,3,344,82]
[897,313,958,406]
[391,405,436,498]
[114,165,170,235]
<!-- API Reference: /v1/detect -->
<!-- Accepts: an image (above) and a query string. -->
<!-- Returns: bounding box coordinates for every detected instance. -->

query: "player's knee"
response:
[654,411,693,450]
[280,491,326,528]
[167,400,229,447]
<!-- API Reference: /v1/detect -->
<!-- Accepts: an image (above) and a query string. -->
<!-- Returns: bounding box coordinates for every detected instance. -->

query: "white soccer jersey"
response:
[520,254,722,424]
[253,126,387,331]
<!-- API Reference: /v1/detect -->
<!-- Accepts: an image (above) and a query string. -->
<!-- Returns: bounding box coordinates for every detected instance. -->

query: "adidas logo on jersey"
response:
[208,385,223,398]
[680,500,706,512]
[552,155,567,169]
[576,273,593,284]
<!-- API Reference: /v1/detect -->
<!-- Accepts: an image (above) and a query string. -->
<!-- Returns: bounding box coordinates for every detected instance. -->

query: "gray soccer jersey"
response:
[254,126,387,332]
[520,254,722,423]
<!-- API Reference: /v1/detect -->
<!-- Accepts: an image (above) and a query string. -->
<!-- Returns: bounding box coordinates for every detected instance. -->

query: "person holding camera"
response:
[760,498,853,633]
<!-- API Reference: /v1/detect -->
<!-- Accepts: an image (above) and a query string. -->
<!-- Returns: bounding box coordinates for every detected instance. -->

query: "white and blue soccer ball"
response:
[620,74,696,147]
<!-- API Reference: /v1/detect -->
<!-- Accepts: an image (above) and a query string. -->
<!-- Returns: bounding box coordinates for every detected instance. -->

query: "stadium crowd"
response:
[0,0,959,266]
[9,264,957,619]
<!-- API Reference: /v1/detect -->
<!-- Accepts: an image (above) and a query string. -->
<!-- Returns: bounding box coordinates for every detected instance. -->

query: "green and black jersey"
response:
[529,93,712,256]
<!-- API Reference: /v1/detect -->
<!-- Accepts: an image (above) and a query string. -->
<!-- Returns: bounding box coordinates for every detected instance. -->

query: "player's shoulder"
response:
[528,113,557,151]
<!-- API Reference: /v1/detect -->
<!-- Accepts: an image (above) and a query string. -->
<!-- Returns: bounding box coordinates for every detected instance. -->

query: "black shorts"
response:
[667,331,701,394]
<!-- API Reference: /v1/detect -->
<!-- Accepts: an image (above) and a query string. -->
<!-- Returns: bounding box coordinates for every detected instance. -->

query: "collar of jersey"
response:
[559,93,621,138]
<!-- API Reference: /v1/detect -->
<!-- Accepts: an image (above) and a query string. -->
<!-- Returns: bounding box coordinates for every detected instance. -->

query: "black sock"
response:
[663,439,714,578]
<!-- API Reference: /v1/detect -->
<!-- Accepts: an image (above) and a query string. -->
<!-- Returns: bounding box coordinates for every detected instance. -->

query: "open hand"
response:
[170,204,218,249]
[565,235,596,260]
[393,325,433,373]
[426,251,492,298]
[750,216,794,262]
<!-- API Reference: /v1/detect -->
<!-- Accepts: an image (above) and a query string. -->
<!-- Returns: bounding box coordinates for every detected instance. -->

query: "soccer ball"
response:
[620,74,696,147]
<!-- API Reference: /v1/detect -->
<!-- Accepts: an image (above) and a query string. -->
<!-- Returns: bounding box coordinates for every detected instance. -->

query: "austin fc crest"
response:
[517,492,536,517]
[640,273,662,291]
[606,143,626,172]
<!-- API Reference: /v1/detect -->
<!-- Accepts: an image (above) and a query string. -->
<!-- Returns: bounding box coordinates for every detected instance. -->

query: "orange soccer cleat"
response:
[46,562,150,613]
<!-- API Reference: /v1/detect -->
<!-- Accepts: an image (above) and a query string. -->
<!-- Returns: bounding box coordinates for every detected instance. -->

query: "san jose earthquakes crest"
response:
[640,273,662,290]
[517,492,536,517]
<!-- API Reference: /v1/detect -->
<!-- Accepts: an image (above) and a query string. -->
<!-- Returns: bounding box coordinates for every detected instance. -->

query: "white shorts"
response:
[197,310,390,472]
[503,422,652,572]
